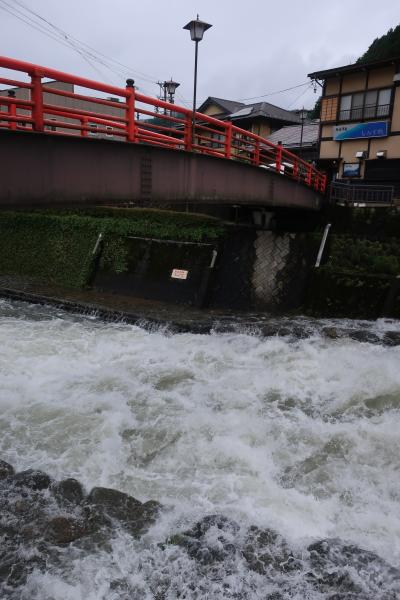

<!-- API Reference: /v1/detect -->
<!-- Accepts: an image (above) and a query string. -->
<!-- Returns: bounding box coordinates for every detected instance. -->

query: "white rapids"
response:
[1,299,400,599]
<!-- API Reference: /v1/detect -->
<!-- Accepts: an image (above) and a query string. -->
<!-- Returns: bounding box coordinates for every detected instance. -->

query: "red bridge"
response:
[0,56,327,210]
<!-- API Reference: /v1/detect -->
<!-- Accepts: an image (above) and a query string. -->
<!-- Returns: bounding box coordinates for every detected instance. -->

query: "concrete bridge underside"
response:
[0,130,323,210]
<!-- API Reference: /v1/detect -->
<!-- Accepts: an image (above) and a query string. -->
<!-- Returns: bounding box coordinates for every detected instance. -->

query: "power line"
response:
[0,0,114,83]
[0,0,162,88]
[10,0,159,83]
[237,82,310,102]
[288,83,314,109]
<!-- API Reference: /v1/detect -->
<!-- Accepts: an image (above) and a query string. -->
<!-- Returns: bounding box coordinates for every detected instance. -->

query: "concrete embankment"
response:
[0,205,399,319]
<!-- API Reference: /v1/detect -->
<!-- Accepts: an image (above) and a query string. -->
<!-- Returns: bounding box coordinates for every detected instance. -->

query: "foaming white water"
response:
[1,300,400,598]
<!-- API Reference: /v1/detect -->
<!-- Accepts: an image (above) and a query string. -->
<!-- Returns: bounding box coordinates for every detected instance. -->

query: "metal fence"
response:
[330,181,394,205]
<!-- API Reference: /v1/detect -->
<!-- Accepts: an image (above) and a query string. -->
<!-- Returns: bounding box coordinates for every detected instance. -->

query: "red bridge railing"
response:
[0,56,327,193]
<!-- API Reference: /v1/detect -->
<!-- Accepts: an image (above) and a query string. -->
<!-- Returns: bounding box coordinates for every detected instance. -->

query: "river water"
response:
[1,299,400,599]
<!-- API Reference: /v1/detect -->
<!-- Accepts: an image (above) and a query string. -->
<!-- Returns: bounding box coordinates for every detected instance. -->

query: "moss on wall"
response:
[327,236,400,275]
[304,212,400,318]
[306,268,397,319]
[0,208,225,289]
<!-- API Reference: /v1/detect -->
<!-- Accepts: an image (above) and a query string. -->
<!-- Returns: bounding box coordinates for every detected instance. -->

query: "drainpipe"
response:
[315,223,331,267]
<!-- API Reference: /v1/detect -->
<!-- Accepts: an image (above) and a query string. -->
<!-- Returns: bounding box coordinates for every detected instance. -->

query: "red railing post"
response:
[185,112,193,152]
[8,100,17,131]
[81,117,88,137]
[225,122,232,159]
[253,139,260,166]
[306,164,312,186]
[293,156,299,180]
[30,69,44,132]
[125,79,136,142]
[276,142,282,174]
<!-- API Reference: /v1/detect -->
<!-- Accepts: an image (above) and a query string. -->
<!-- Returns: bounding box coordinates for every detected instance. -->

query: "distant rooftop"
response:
[308,55,400,80]
[198,96,301,125]
[267,122,319,148]
[198,96,246,115]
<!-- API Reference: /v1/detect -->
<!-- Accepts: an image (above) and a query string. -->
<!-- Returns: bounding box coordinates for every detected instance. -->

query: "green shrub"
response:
[327,235,400,275]
[0,209,225,288]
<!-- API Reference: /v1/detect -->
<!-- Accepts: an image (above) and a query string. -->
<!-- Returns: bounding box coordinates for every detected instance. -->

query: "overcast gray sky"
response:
[1,0,399,110]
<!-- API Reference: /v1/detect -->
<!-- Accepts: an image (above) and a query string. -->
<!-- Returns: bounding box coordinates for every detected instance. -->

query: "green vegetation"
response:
[309,97,321,120]
[307,267,396,318]
[305,208,400,318]
[327,236,400,276]
[358,23,400,63]
[0,208,225,289]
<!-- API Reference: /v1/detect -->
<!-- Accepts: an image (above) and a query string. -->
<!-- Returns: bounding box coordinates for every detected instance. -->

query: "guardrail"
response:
[330,181,394,205]
[0,55,327,193]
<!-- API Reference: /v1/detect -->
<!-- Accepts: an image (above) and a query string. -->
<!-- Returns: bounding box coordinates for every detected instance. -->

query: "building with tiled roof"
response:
[198,96,301,139]
[267,122,319,161]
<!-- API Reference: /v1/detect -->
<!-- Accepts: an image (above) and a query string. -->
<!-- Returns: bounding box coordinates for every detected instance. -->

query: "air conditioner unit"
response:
[355,151,368,159]
[376,150,387,159]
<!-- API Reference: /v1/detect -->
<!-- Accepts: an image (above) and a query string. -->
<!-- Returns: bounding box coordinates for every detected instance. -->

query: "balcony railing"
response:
[330,181,394,205]
[338,103,390,122]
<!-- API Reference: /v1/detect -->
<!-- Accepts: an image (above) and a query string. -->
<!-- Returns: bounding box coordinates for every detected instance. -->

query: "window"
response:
[339,88,391,121]
[106,126,113,137]
[364,90,378,118]
[377,89,391,117]
[320,96,339,121]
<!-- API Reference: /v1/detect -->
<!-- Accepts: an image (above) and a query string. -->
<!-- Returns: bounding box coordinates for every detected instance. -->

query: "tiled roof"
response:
[199,97,246,115]
[267,122,319,148]
[199,97,302,125]
[308,55,400,79]
[233,101,301,124]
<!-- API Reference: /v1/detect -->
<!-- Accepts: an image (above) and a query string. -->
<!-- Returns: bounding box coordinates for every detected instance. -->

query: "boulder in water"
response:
[86,487,161,536]
[12,469,52,491]
[52,478,84,505]
[307,538,400,595]
[166,514,239,565]
[243,525,301,575]
[0,460,14,480]
[45,516,89,545]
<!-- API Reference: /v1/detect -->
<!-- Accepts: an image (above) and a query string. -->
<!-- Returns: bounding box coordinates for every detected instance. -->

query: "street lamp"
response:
[299,107,308,157]
[183,15,212,144]
[164,79,180,104]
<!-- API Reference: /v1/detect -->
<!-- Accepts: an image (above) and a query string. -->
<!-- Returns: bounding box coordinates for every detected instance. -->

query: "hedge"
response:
[0,208,225,288]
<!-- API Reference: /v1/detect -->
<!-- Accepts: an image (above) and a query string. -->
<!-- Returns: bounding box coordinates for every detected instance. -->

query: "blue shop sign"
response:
[333,121,389,141]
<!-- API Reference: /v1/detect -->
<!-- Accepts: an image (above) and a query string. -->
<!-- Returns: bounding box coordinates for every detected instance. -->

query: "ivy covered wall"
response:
[305,208,400,318]
[0,208,225,289]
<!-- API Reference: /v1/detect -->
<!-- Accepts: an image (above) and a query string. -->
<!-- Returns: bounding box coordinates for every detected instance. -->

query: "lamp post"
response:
[299,107,308,158]
[164,79,180,104]
[156,79,180,114]
[183,15,212,144]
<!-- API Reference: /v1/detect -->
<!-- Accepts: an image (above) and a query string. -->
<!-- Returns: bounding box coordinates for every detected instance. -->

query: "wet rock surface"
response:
[1,461,400,599]
[52,477,84,505]
[0,462,161,596]
[12,469,52,491]
[85,486,161,536]
[0,461,14,480]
